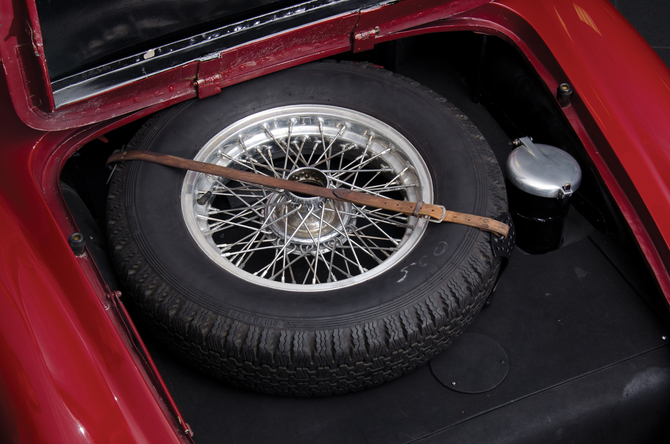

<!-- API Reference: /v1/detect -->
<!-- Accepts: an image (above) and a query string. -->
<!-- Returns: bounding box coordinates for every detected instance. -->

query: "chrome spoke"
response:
[329,247,365,275]
[350,205,402,246]
[348,230,384,264]
[199,214,261,232]
[219,232,273,254]
[357,207,411,225]
[328,176,393,199]
[363,183,419,193]
[211,180,272,217]
[269,249,310,282]
[217,149,271,175]
[331,147,392,179]
[312,143,357,170]
[254,205,307,279]
[333,206,365,273]
[255,146,280,178]
[305,139,321,166]
[231,233,273,268]
[291,137,311,170]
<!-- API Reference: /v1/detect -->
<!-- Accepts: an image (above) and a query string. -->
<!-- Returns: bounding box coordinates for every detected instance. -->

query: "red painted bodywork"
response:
[1,0,669,441]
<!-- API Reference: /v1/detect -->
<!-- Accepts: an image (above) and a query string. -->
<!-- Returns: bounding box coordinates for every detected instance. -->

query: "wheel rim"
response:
[181,105,433,292]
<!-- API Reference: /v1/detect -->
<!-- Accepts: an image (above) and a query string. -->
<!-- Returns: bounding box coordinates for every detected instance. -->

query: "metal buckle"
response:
[428,205,447,223]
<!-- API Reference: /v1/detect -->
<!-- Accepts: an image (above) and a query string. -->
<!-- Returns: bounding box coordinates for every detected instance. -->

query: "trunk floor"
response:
[142,233,670,443]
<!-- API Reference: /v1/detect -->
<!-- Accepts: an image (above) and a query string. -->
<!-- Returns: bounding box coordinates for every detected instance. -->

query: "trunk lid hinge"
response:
[353,26,380,53]
[194,54,223,99]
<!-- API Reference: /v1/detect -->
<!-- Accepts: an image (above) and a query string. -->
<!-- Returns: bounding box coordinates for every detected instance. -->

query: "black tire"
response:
[107,61,507,396]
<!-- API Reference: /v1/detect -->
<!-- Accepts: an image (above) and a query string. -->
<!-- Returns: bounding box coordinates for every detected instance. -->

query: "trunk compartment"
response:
[61,32,670,443]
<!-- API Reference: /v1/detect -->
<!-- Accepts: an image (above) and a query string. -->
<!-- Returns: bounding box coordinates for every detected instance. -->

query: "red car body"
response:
[0,0,669,442]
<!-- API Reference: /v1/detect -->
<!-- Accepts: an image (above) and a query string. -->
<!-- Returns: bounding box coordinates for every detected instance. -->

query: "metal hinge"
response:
[194,73,222,99]
[353,26,380,53]
[194,53,223,99]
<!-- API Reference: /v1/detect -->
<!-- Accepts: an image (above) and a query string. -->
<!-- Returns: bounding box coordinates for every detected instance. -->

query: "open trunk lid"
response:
[0,0,387,130]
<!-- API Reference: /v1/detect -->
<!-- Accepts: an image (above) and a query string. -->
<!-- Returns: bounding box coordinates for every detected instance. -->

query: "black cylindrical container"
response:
[506,181,571,253]
[506,138,581,254]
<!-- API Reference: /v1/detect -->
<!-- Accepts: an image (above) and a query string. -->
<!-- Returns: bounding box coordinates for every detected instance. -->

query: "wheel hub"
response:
[266,168,352,246]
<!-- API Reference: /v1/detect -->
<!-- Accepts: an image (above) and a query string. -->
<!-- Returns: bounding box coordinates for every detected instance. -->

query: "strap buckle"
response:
[427,205,447,223]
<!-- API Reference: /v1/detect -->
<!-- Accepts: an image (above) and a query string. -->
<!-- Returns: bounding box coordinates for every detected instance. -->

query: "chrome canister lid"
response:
[506,137,582,199]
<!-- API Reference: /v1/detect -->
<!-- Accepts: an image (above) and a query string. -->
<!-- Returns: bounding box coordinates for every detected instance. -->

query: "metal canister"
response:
[505,137,582,254]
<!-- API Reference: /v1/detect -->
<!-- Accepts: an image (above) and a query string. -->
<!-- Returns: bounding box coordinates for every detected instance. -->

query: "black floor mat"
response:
[143,236,670,443]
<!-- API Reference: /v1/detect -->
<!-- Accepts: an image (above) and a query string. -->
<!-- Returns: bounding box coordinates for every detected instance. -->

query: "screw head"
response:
[558,82,573,94]
[68,232,86,256]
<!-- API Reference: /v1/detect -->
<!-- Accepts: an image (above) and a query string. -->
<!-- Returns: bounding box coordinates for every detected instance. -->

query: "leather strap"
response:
[107,150,510,237]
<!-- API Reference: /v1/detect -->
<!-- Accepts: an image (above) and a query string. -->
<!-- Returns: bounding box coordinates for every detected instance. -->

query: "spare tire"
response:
[107,61,507,396]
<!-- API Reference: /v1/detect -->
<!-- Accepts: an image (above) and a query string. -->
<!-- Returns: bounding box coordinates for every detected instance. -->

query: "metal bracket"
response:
[557,183,574,199]
[485,213,515,308]
[512,136,538,155]
[491,213,515,258]
[353,26,380,53]
[194,55,223,99]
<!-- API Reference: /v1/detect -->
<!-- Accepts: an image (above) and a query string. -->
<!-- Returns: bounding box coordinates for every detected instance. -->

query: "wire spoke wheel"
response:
[182,106,432,291]
[107,62,506,396]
